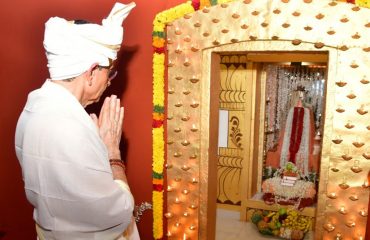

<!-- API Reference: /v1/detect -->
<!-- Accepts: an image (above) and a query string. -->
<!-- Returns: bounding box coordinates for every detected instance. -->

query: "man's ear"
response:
[87,63,100,78]
[85,63,99,86]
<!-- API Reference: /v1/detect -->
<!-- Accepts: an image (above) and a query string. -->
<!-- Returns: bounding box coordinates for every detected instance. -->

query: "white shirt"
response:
[15,80,134,239]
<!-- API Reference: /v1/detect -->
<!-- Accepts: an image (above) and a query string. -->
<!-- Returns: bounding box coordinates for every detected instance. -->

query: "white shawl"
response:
[15,80,137,239]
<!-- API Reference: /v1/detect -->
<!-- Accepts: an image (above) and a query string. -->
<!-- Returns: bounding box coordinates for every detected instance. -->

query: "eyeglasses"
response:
[97,65,117,87]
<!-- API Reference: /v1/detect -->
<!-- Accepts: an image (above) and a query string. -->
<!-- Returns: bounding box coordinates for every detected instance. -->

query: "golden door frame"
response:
[164,1,370,239]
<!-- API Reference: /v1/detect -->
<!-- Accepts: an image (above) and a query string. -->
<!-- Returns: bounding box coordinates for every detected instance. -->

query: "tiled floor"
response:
[215,208,314,240]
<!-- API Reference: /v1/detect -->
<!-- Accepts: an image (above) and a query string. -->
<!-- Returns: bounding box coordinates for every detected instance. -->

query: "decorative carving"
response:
[350,62,359,68]
[273,8,281,14]
[357,107,368,115]
[345,122,354,129]
[217,147,243,205]
[352,142,364,148]
[251,10,260,16]
[335,81,347,87]
[332,139,343,144]
[173,152,182,157]
[181,140,190,146]
[346,93,356,99]
[335,107,346,113]
[174,102,183,107]
[352,32,361,39]
[341,154,352,161]
[316,13,325,20]
[232,13,240,19]
[292,39,302,45]
[339,182,349,189]
[181,164,190,171]
[327,29,336,35]
[340,17,349,23]
[229,116,243,149]
[360,78,369,84]
[314,42,325,48]
[241,24,249,29]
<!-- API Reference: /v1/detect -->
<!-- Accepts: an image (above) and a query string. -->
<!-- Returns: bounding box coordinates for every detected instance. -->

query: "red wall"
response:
[0,0,183,239]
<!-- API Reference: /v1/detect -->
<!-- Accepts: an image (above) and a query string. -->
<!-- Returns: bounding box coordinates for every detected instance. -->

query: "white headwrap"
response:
[43,2,136,80]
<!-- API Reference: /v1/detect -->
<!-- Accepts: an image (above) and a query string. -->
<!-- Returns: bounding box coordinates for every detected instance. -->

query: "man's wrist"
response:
[109,149,121,159]
[109,159,126,171]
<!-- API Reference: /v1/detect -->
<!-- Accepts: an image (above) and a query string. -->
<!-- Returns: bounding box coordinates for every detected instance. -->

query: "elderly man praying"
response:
[15,2,139,240]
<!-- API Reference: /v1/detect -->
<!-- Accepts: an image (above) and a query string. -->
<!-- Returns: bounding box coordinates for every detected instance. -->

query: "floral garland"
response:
[152,0,368,239]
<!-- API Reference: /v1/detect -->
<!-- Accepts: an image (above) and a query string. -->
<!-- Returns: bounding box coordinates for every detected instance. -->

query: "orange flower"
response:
[200,0,211,8]
[152,37,165,48]
[153,178,164,185]
[153,112,164,121]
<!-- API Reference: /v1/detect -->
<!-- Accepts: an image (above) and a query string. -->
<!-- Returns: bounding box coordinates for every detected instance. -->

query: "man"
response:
[15,2,139,239]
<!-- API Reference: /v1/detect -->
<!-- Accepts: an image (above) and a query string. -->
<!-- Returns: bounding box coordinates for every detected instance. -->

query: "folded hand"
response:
[91,95,124,159]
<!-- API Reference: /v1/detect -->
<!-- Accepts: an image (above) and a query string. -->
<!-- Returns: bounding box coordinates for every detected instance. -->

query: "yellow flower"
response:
[152,127,164,173]
[153,191,163,239]
[356,0,370,7]
[153,53,165,106]
[153,22,165,32]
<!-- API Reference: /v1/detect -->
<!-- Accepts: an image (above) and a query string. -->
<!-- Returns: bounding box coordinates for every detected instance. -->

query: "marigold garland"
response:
[152,1,197,238]
[151,0,369,239]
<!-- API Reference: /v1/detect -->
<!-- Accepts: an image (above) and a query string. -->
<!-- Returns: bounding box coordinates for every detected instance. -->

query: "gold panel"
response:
[165,0,370,239]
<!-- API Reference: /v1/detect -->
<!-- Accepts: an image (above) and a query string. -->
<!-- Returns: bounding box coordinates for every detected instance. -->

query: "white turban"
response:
[43,2,136,80]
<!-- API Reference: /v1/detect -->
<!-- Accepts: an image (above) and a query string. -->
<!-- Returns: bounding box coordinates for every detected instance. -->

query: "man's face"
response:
[85,65,117,106]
